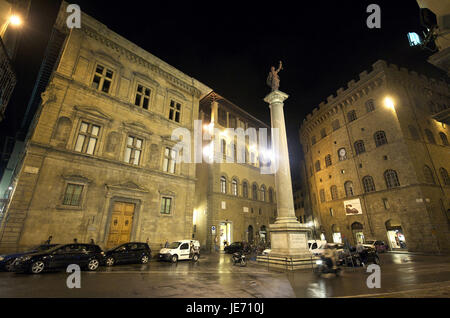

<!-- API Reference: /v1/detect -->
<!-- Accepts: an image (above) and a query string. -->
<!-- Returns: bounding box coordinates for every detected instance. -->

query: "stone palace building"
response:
[299,60,450,254]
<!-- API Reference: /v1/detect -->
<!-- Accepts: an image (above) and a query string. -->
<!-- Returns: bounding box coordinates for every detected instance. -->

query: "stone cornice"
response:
[80,25,204,98]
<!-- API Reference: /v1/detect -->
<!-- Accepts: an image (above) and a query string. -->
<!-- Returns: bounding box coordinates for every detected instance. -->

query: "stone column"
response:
[257,90,312,269]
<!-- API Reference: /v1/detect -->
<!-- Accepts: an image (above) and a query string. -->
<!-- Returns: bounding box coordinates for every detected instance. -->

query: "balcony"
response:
[0,37,17,122]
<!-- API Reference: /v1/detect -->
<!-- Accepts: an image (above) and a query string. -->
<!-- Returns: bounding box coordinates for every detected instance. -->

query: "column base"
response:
[257,254,316,270]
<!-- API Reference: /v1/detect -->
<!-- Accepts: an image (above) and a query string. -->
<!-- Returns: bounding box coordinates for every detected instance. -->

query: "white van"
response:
[308,240,328,255]
[158,240,200,263]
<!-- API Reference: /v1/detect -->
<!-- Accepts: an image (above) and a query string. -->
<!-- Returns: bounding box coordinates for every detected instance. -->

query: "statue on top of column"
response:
[266,61,283,92]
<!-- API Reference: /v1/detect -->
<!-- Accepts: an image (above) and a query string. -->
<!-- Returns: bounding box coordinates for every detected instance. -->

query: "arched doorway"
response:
[351,222,364,244]
[331,224,342,243]
[248,225,254,243]
[385,219,406,250]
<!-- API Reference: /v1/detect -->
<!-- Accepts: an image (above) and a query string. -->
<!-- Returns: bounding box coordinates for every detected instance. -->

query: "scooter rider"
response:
[323,244,337,270]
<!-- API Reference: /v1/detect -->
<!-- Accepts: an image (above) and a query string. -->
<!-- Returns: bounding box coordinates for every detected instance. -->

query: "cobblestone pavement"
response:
[0,252,449,298]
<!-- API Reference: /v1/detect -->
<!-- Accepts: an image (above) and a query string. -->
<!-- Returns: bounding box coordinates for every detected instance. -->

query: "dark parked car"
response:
[0,244,58,272]
[104,242,151,266]
[11,243,105,274]
[338,246,380,267]
[363,240,389,253]
[224,242,244,254]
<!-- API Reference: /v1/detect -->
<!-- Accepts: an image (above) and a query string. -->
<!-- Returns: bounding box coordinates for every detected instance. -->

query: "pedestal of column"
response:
[257,90,313,270]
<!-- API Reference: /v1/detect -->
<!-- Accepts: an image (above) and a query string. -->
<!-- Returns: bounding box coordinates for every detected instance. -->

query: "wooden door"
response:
[106,202,135,248]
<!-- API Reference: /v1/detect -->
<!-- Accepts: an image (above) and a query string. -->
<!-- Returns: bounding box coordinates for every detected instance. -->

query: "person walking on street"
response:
[356,242,366,267]
[164,239,169,248]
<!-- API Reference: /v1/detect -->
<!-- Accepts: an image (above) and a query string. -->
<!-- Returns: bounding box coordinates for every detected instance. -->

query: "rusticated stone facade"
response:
[0,3,211,253]
[299,60,450,254]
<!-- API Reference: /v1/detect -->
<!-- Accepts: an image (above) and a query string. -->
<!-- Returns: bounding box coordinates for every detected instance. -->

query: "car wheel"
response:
[141,255,149,264]
[171,255,178,263]
[192,254,199,262]
[240,259,247,267]
[105,257,115,267]
[88,258,99,271]
[30,261,45,274]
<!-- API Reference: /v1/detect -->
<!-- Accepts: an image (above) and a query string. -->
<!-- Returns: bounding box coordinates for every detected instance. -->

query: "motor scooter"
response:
[314,255,342,277]
[231,251,247,267]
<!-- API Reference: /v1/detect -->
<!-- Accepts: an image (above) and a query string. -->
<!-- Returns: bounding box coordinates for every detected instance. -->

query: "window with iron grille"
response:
[63,184,84,206]
[423,165,435,184]
[92,64,113,94]
[424,129,436,144]
[347,110,357,122]
[354,140,366,155]
[439,132,449,146]
[74,122,100,155]
[440,168,450,185]
[163,147,177,173]
[169,100,181,123]
[362,176,376,193]
[319,189,326,203]
[124,136,143,166]
[374,131,388,147]
[252,184,258,200]
[330,185,338,200]
[365,99,375,113]
[325,154,332,167]
[344,181,354,197]
[332,119,340,131]
[160,197,172,214]
[134,84,151,109]
[384,169,400,188]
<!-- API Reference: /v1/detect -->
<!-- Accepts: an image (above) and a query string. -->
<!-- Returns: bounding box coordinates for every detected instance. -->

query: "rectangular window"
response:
[134,84,151,110]
[163,147,177,173]
[75,122,100,155]
[311,136,317,145]
[229,114,237,129]
[169,100,181,123]
[63,184,84,206]
[160,197,172,214]
[124,136,143,165]
[92,64,114,94]
[332,120,340,131]
[321,128,327,139]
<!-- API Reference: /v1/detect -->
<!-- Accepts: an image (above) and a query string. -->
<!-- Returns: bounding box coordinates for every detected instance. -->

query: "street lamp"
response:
[384,96,395,110]
[9,15,22,27]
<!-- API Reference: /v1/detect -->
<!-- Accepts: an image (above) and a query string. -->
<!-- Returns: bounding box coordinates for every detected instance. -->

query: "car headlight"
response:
[19,256,31,262]
[0,256,4,261]
[316,260,323,265]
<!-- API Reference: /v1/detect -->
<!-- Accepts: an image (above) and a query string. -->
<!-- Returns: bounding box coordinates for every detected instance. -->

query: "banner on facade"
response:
[344,198,363,215]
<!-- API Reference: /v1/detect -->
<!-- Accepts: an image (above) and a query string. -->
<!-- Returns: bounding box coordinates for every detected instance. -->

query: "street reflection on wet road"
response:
[1,252,449,298]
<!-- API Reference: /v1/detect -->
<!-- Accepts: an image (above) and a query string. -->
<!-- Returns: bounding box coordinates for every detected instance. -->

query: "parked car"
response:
[11,243,105,274]
[104,242,151,266]
[224,242,244,254]
[338,246,380,267]
[0,244,58,272]
[363,240,389,253]
[158,240,200,263]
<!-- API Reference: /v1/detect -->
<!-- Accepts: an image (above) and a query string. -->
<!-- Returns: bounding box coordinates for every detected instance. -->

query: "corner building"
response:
[0,3,211,252]
[299,60,450,254]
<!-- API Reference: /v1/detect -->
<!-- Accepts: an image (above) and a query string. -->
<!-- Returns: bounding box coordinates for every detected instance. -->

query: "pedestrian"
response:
[356,242,366,266]
[214,235,219,252]
[164,239,169,248]
[45,235,52,245]
[90,238,95,244]
[189,241,194,259]
[73,238,78,244]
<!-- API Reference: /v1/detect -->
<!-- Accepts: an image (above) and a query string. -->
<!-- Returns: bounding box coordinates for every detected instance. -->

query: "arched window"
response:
[365,99,375,113]
[261,185,266,202]
[319,189,326,203]
[344,181,354,197]
[315,160,321,172]
[354,140,366,155]
[269,188,274,203]
[440,168,450,186]
[252,183,258,200]
[423,165,435,184]
[220,177,227,194]
[231,179,238,196]
[330,185,338,200]
[408,125,419,141]
[439,132,449,146]
[424,129,436,144]
[347,110,357,122]
[374,131,388,147]
[325,154,332,167]
[243,181,249,198]
[362,176,376,193]
[384,169,400,188]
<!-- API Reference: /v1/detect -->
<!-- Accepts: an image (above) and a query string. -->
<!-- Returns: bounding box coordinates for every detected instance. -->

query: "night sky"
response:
[1,0,447,178]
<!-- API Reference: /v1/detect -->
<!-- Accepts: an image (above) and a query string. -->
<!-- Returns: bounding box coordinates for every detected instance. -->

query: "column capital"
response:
[264,90,289,105]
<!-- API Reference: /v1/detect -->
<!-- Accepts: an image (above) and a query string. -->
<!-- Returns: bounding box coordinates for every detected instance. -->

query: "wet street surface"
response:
[1,253,450,298]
